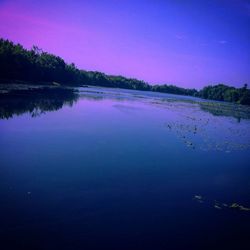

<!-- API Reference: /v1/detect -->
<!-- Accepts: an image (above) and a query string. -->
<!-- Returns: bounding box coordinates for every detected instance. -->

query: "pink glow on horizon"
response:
[0,0,249,88]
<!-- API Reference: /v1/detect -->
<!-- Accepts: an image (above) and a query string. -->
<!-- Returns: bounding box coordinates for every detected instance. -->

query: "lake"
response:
[0,86,250,250]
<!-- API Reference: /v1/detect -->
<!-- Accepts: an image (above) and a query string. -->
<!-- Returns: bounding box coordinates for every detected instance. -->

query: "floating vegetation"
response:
[79,86,250,121]
[77,86,250,153]
[193,195,204,203]
[194,195,202,200]
[193,195,250,212]
[165,108,250,153]
[199,101,250,121]
[229,203,250,211]
[214,204,222,210]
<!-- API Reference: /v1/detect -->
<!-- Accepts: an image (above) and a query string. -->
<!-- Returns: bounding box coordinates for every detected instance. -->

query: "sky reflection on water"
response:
[0,87,250,250]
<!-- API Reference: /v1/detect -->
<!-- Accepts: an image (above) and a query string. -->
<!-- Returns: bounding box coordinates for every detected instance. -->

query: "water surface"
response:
[1,87,250,250]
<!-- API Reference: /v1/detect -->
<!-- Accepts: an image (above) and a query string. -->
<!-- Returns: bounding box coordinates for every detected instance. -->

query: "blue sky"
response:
[0,0,249,88]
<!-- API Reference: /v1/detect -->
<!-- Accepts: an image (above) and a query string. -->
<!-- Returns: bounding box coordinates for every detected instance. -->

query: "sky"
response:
[0,0,249,88]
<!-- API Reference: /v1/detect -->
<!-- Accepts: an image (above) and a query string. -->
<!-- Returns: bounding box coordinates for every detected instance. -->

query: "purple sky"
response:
[0,0,249,88]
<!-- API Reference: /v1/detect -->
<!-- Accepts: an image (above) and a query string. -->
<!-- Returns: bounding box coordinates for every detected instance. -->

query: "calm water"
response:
[1,87,250,250]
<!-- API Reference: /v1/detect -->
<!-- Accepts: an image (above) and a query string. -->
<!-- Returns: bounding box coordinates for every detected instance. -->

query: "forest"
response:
[0,38,249,105]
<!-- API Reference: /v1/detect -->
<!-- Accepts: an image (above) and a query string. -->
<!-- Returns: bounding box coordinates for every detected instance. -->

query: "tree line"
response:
[0,38,249,105]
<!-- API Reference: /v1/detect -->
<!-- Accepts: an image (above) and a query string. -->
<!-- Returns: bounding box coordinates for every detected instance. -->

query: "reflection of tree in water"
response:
[199,101,250,121]
[0,87,79,119]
